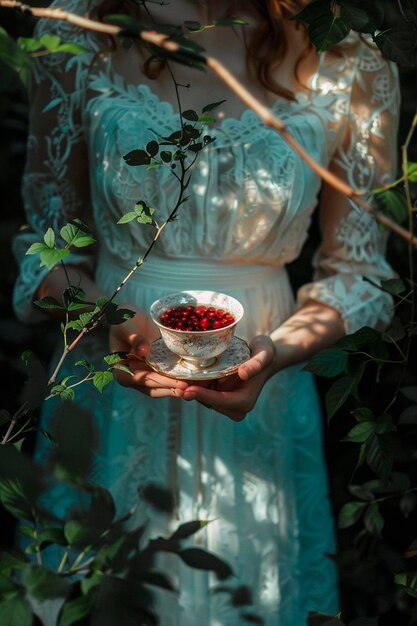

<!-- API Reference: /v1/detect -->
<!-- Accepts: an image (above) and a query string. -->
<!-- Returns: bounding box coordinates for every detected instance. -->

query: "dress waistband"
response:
[97,251,287,291]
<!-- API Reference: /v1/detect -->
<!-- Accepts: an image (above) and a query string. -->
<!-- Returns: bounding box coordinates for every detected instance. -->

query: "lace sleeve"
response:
[12,0,101,323]
[297,42,400,334]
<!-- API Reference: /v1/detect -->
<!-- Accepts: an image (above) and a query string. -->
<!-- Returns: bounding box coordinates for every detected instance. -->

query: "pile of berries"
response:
[159,305,235,331]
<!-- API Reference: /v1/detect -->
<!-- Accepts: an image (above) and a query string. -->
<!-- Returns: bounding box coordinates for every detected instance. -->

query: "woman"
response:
[13,0,400,623]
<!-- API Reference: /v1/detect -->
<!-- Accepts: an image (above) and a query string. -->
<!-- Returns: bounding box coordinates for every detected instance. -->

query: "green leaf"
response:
[241,613,264,624]
[351,407,374,423]
[34,296,65,310]
[182,109,199,121]
[343,421,376,443]
[0,551,27,575]
[295,0,329,24]
[374,188,408,223]
[56,43,87,55]
[366,433,394,482]
[336,326,383,351]
[171,520,210,541]
[0,27,32,89]
[63,287,87,311]
[18,525,35,540]
[65,320,83,332]
[37,527,67,547]
[380,278,406,295]
[307,613,345,626]
[18,36,43,52]
[0,592,32,626]
[400,492,417,519]
[348,484,374,501]
[374,414,395,435]
[202,99,227,113]
[0,478,34,521]
[325,376,356,421]
[142,571,177,592]
[43,227,55,248]
[76,311,95,328]
[339,5,369,30]
[304,348,347,378]
[374,27,417,67]
[187,142,203,153]
[103,352,128,366]
[0,573,19,594]
[64,520,87,546]
[160,150,172,162]
[141,484,175,514]
[179,548,233,580]
[39,33,61,51]
[308,13,351,52]
[58,387,75,401]
[93,371,113,393]
[75,359,95,372]
[338,501,367,529]
[407,161,417,182]
[103,13,143,38]
[198,115,216,124]
[25,242,48,255]
[22,564,68,600]
[39,248,70,269]
[363,501,384,536]
[104,304,136,326]
[213,18,248,27]
[184,20,205,32]
[146,140,159,157]
[60,222,96,248]
[123,149,151,166]
[395,572,417,598]
[117,212,137,224]
[58,595,90,626]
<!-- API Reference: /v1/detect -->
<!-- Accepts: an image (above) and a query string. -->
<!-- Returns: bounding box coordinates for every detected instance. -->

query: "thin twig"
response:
[1,401,29,444]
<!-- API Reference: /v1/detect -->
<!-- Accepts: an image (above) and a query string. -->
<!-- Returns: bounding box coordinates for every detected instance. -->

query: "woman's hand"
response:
[109,305,188,398]
[182,335,276,421]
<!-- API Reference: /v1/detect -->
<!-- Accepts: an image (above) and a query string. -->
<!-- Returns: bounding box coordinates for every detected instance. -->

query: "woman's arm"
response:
[183,42,400,420]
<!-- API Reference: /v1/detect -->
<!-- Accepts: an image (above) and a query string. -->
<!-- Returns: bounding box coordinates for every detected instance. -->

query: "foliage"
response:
[296,0,417,66]
[0,403,262,625]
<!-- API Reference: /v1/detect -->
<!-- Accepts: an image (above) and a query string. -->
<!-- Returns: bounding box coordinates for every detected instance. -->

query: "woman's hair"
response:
[91,0,311,101]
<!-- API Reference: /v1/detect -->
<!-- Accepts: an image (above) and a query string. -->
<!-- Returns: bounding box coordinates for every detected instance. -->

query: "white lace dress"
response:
[13,2,400,624]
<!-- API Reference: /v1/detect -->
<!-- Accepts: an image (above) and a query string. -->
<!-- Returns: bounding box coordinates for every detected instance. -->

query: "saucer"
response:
[145,336,251,381]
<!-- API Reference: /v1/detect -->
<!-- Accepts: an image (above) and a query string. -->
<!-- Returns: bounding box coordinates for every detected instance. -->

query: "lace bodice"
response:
[13,0,400,334]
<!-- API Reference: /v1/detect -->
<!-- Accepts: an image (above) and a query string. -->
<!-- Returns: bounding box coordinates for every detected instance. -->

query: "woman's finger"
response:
[238,335,275,381]
[114,362,188,392]
[183,384,249,411]
[132,369,188,390]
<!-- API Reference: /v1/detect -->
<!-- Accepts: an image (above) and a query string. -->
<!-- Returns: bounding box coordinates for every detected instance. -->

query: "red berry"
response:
[160,305,235,331]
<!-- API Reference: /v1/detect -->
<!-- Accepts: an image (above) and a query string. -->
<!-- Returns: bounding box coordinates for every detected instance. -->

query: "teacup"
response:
[150,290,244,370]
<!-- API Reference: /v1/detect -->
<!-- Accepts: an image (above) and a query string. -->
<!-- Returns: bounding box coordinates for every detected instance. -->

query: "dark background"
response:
[0,4,417,624]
